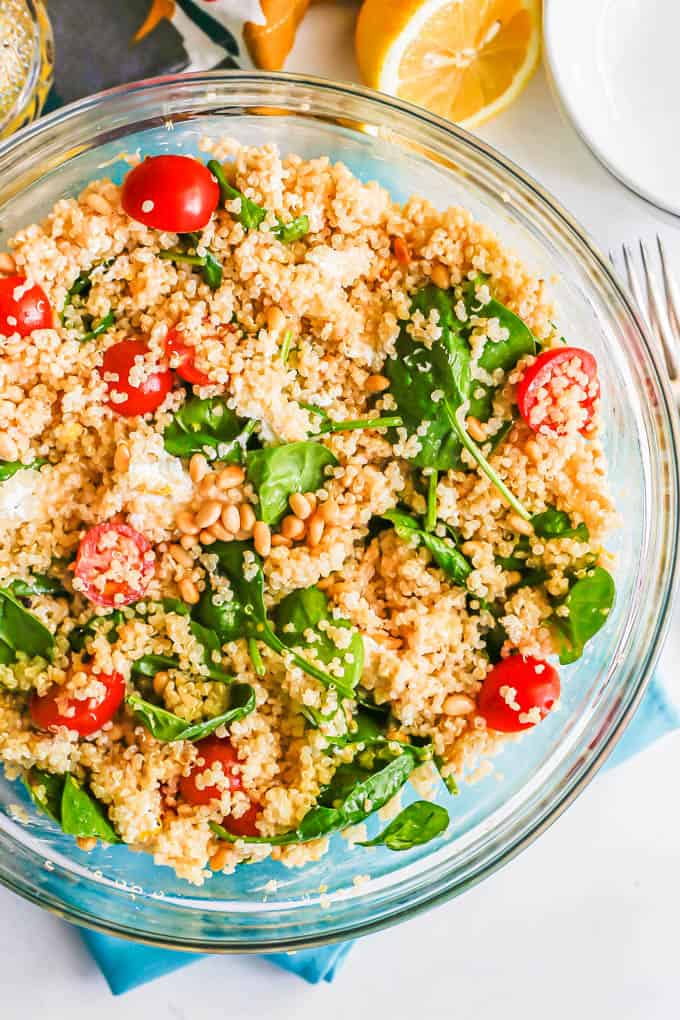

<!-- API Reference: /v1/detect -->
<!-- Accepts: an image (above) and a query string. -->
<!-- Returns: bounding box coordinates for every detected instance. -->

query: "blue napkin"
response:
[77,677,678,994]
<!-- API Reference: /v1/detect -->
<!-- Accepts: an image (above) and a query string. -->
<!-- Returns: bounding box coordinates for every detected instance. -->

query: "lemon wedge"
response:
[355,0,542,129]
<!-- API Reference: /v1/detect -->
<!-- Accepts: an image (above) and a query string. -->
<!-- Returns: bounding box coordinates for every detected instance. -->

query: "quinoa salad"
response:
[0,141,616,883]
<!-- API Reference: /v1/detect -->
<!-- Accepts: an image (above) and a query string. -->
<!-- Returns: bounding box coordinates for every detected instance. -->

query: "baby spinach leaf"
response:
[246,441,338,525]
[196,542,353,694]
[271,215,309,244]
[358,800,449,851]
[9,573,66,597]
[211,747,420,846]
[208,159,266,231]
[126,682,255,742]
[163,396,247,461]
[60,775,121,843]
[273,586,364,697]
[159,231,223,290]
[0,587,54,662]
[433,755,459,796]
[531,508,589,542]
[68,610,126,653]
[62,261,115,342]
[131,642,233,685]
[0,458,47,482]
[383,509,472,587]
[24,767,64,823]
[386,285,531,520]
[463,277,536,375]
[552,566,615,665]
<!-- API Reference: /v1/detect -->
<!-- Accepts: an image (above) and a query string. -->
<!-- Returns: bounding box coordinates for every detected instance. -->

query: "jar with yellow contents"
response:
[0,0,54,139]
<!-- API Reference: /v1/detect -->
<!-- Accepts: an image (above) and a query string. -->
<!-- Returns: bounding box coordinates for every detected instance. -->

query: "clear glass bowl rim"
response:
[0,70,677,954]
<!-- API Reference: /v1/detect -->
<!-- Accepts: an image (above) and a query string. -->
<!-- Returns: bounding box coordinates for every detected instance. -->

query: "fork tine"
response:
[639,240,680,379]
[656,235,680,336]
[621,244,650,328]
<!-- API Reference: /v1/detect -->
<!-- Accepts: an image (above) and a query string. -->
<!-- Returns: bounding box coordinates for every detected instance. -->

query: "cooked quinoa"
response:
[0,141,616,884]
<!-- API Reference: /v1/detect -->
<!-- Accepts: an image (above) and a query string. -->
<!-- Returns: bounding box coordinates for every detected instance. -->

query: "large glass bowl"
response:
[0,72,677,953]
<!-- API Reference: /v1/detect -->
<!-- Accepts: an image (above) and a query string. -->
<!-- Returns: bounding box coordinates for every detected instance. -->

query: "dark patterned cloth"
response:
[44,0,239,111]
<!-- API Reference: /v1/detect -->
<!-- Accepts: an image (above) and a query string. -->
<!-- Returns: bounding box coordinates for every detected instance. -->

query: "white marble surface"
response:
[2,4,680,1018]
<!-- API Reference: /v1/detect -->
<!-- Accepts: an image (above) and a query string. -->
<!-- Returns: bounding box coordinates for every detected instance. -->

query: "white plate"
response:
[544,0,680,216]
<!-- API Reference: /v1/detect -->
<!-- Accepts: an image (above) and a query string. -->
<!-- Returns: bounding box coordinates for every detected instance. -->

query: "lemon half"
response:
[355,0,542,129]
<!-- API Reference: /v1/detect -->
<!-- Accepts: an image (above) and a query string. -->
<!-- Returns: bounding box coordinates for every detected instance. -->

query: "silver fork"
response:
[610,237,680,402]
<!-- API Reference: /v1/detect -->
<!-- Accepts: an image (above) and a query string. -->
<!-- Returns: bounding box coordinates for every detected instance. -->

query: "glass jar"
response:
[0,0,54,139]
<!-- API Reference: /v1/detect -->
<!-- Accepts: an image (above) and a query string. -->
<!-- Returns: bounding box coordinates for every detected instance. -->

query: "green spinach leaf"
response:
[60,774,121,843]
[208,159,267,231]
[0,587,54,662]
[9,573,66,597]
[271,215,309,244]
[211,747,420,845]
[532,508,589,542]
[62,262,115,342]
[358,800,449,850]
[383,509,472,586]
[0,458,47,482]
[273,586,364,696]
[159,231,223,290]
[246,441,338,525]
[24,767,64,823]
[69,610,126,653]
[552,566,615,665]
[126,682,255,742]
[164,396,250,461]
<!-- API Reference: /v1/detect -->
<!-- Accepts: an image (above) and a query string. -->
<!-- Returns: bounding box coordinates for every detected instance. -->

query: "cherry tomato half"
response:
[517,347,599,436]
[180,735,243,806]
[75,522,154,607]
[164,327,211,386]
[30,665,125,736]
[121,155,219,233]
[478,654,560,733]
[220,800,261,838]
[0,275,52,337]
[102,339,173,417]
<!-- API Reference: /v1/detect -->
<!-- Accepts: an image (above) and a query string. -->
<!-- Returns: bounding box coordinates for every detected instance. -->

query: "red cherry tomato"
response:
[0,275,52,337]
[180,735,243,806]
[102,339,173,417]
[478,655,560,733]
[517,347,599,436]
[30,665,125,736]
[75,522,153,607]
[121,155,219,233]
[164,327,211,386]
[221,800,261,838]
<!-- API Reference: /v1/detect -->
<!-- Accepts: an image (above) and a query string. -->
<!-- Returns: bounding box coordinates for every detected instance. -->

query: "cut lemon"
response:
[355,0,542,129]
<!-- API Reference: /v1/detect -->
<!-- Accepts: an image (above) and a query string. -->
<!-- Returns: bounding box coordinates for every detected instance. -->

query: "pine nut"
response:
[281,514,305,540]
[209,844,229,872]
[169,543,193,567]
[195,500,222,529]
[153,671,170,696]
[430,263,449,289]
[443,694,475,717]
[271,534,292,548]
[198,475,218,499]
[505,570,523,587]
[176,511,200,536]
[180,534,198,550]
[525,439,542,463]
[289,492,312,520]
[189,453,209,483]
[466,416,487,443]
[235,529,250,540]
[253,521,271,556]
[265,306,287,338]
[85,192,111,214]
[318,499,340,525]
[366,374,390,394]
[304,492,317,513]
[507,513,534,536]
[178,578,200,605]
[461,540,484,558]
[0,252,17,275]
[225,487,244,504]
[216,465,245,490]
[221,504,240,534]
[307,513,325,547]
[239,503,256,532]
[113,442,131,472]
[208,521,233,542]
[200,530,216,546]
[76,836,98,852]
